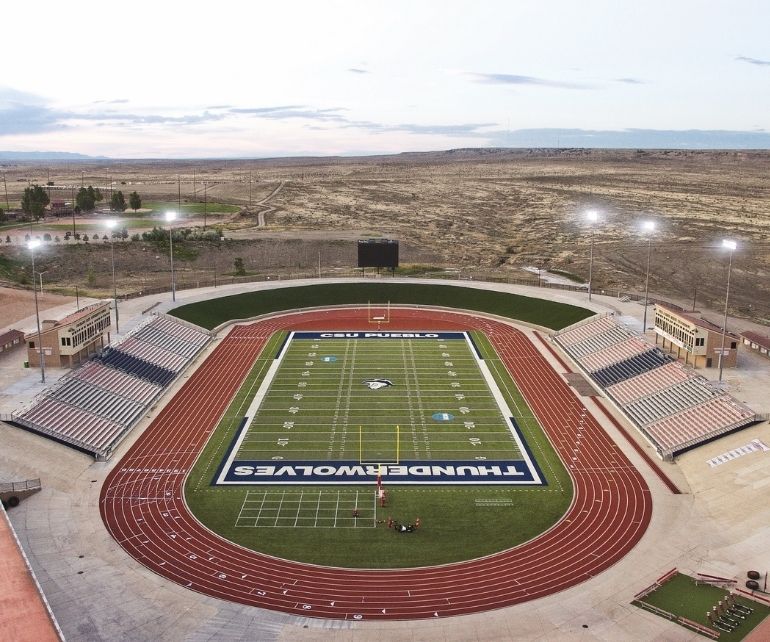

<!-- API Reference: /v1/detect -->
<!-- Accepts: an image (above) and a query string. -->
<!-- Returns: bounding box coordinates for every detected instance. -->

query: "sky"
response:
[1,0,769,158]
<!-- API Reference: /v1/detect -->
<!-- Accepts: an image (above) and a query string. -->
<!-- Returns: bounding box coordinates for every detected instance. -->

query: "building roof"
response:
[0,329,24,345]
[741,331,770,350]
[655,302,739,338]
[52,301,109,327]
[25,302,110,340]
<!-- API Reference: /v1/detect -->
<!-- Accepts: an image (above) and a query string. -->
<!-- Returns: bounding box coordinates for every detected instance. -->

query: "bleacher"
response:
[13,314,210,459]
[591,348,672,387]
[554,314,757,459]
[606,362,693,405]
[98,347,177,387]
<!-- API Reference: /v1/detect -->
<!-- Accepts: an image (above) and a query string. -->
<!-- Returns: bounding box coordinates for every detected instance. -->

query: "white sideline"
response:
[216,332,294,484]
[465,334,543,485]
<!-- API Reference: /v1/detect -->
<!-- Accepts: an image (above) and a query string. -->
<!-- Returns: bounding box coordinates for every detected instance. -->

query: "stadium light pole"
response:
[105,219,119,333]
[718,239,737,385]
[641,220,656,332]
[28,239,46,384]
[586,210,599,301]
[166,211,177,302]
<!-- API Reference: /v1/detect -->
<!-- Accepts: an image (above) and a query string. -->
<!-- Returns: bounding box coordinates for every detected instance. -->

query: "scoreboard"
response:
[357,239,399,269]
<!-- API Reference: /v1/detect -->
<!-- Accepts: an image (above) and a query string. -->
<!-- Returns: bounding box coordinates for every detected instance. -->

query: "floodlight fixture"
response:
[718,239,738,384]
[639,219,658,331]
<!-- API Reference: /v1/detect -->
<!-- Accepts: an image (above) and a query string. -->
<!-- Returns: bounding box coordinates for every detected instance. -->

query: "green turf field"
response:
[228,334,524,466]
[185,329,572,567]
[634,573,770,640]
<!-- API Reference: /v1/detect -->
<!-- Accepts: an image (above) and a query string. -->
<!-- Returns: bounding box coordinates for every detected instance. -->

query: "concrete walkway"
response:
[1,277,768,641]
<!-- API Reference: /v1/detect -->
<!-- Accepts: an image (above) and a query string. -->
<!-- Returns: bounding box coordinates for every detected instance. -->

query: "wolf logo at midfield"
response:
[362,379,394,390]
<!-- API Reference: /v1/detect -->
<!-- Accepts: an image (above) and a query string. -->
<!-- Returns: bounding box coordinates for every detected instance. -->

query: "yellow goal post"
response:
[358,424,400,465]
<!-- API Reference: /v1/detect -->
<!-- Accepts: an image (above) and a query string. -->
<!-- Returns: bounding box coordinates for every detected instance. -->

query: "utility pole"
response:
[71,185,76,236]
[3,172,8,210]
[249,172,253,207]
[203,181,207,230]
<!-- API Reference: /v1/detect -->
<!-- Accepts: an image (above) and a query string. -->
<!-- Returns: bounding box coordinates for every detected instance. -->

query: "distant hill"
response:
[0,151,107,161]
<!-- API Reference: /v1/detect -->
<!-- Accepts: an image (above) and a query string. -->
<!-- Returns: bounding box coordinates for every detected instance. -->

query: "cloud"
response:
[393,123,495,136]
[735,55,770,66]
[0,104,67,135]
[615,77,644,84]
[348,68,369,74]
[483,127,770,149]
[466,72,592,89]
[0,86,48,106]
[93,98,129,104]
[229,105,350,123]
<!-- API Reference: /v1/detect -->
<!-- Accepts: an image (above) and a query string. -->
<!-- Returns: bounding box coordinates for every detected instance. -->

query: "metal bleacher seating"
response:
[71,361,162,405]
[623,378,719,426]
[646,397,756,455]
[589,348,671,387]
[98,347,176,387]
[605,362,693,405]
[554,314,757,458]
[12,314,210,459]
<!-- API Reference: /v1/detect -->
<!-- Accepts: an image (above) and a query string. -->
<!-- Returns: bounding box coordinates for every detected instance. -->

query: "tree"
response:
[120,227,129,240]
[76,187,96,212]
[110,190,127,212]
[5,235,11,244]
[234,257,246,276]
[83,234,90,242]
[129,191,141,212]
[21,185,50,220]
[0,208,6,223]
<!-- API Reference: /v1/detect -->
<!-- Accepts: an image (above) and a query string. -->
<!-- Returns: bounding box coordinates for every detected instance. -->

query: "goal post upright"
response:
[358,424,401,466]
[367,300,391,326]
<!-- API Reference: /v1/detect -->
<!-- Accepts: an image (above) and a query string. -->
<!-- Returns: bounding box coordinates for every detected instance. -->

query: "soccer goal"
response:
[358,424,400,465]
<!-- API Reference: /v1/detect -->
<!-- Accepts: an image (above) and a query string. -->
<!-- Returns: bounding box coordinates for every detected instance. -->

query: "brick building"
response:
[653,302,738,369]
[740,331,770,361]
[25,302,112,368]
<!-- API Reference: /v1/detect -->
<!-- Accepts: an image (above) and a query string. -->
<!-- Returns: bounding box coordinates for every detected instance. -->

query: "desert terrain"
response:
[1,149,769,323]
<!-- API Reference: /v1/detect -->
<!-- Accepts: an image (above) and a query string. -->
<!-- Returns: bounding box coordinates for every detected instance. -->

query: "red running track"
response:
[100,308,652,620]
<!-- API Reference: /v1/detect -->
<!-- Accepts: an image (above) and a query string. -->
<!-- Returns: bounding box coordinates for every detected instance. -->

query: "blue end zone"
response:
[220,460,540,485]
[291,331,466,340]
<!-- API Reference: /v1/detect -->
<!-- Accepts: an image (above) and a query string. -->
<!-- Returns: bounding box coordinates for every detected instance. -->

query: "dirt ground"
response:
[0,286,75,330]
[1,149,769,324]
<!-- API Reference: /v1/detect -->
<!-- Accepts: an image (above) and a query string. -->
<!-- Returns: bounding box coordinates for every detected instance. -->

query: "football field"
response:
[214,331,542,486]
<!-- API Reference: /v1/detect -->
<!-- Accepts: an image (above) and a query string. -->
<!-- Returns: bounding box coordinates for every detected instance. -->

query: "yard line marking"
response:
[294,489,304,526]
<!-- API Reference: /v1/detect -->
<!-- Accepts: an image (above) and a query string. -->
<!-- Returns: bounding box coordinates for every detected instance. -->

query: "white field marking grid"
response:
[235,489,377,528]
[239,336,519,462]
[216,332,538,484]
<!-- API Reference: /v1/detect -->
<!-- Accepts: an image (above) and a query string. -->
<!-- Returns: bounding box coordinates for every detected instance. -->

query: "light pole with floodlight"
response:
[718,239,737,385]
[105,220,120,333]
[586,210,599,301]
[641,220,656,332]
[28,239,46,383]
[166,211,177,302]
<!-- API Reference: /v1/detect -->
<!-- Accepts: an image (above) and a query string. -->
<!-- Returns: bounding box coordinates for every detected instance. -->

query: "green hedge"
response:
[171,282,592,330]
